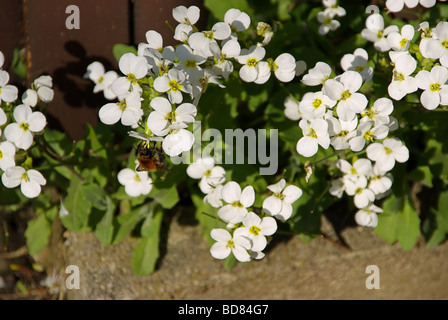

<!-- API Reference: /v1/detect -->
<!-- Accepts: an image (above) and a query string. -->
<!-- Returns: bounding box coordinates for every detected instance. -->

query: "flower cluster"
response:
[87,6,299,198]
[187,156,302,262]
[317,0,346,35]
[0,51,52,199]
[362,15,448,109]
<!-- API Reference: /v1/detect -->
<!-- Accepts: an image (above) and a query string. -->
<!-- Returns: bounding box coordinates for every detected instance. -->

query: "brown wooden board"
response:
[0,0,24,84]
[24,0,131,139]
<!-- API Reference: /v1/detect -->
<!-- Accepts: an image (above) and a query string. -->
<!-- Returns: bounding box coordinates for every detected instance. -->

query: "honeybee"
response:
[135,140,167,172]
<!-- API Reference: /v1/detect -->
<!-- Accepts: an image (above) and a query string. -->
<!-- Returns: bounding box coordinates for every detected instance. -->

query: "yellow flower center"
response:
[21,172,29,182]
[134,174,142,182]
[185,59,197,69]
[363,130,374,142]
[399,38,408,48]
[20,122,30,132]
[377,30,384,40]
[384,147,393,154]
[338,130,349,137]
[430,83,441,92]
[249,225,261,236]
[274,192,285,200]
[246,58,258,68]
[204,169,212,177]
[169,79,182,92]
[232,201,244,208]
[442,40,448,49]
[393,71,405,82]
[117,100,127,111]
[98,76,104,84]
[350,168,357,175]
[204,30,214,40]
[226,240,235,250]
[307,128,318,138]
[341,90,352,101]
[313,98,323,109]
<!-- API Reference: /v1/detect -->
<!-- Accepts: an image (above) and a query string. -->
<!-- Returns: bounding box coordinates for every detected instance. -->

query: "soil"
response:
[1,205,448,300]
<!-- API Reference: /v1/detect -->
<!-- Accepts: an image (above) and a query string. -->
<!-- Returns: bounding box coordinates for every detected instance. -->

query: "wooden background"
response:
[0,0,206,139]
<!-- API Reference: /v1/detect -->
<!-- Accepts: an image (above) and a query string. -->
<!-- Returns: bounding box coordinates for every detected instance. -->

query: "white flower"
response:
[237,212,277,252]
[424,21,448,67]
[140,46,175,76]
[387,53,418,100]
[361,14,399,52]
[387,24,415,52]
[98,91,143,127]
[117,168,153,197]
[344,174,375,209]
[138,30,164,53]
[209,228,251,262]
[0,108,7,134]
[267,53,297,83]
[323,0,346,17]
[147,96,196,135]
[299,91,336,119]
[189,22,231,57]
[366,138,409,172]
[217,181,255,225]
[235,45,266,82]
[174,23,194,42]
[355,204,382,227]
[327,116,358,150]
[256,22,274,46]
[340,48,373,83]
[317,11,340,35]
[210,40,241,79]
[361,97,394,126]
[224,8,251,33]
[368,164,393,196]
[296,118,330,157]
[0,70,18,104]
[283,96,301,121]
[386,0,436,12]
[349,121,389,152]
[0,51,4,68]
[161,123,195,157]
[175,44,206,78]
[4,104,46,150]
[84,61,118,100]
[415,65,448,110]
[111,53,148,96]
[0,141,15,171]
[203,177,225,208]
[153,69,191,104]
[172,5,200,26]
[301,62,332,86]
[323,71,368,121]
[1,166,46,199]
[329,178,345,198]
[338,159,372,185]
[186,156,226,194]
[262,179,302,221]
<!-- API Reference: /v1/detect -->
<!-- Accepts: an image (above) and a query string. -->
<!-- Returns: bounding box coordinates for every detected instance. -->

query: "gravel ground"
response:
[60,212,448,300]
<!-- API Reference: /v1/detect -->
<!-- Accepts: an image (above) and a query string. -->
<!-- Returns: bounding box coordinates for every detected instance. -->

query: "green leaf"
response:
[11,48,27,79]
[86,124,108,159]
[61,179,91,232]
[25,214,51,256]
[151,185,179,209]
[375,195,420,250]
[131,208,163,275]
[424,191,448,248]
[95,196,116,246]
[112,44,138,63]
[112,203,150,245]
[80,183,108,211]
[396,198,421,251]
[408,166,433,188]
